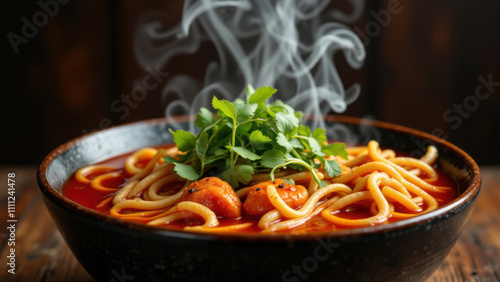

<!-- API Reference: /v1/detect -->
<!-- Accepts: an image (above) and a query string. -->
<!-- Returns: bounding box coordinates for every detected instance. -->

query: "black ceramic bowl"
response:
[37,116,481,282]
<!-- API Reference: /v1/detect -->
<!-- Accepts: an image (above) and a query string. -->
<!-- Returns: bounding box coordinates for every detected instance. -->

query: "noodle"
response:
[90,172,122,192]
[124,148,158,175]
[265,183,351,219]
[129,149,167,182]
[147,174,181,200]
[127,163,174,198]
[261,196,341,233]
[112,180,139,204]
[367,141,449,193]
[322,173,391,226]
[75,165,117,184]
[148,202,219,228]
[110,185,188,216]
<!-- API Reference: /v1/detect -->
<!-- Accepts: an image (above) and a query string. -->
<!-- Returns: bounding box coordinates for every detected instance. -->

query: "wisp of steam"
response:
[134,0,366,140]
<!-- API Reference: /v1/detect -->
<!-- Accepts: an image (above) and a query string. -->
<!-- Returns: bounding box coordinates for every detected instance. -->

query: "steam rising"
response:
[135,0,366,132]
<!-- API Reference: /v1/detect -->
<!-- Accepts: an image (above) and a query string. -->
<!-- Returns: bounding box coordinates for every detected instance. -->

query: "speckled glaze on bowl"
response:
[37,116,481,282]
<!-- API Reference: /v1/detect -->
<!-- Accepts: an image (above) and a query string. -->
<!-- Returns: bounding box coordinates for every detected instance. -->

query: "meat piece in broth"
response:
[243,179,308,217]
[180,177,242,218]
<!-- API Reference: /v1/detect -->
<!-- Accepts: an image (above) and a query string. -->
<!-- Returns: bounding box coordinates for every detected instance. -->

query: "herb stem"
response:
[292,135,309,141]
[239,118,269,126]
[291,148,302,160]
[231,118,237,167]
[289,149,323,187]
[201,118,222,133]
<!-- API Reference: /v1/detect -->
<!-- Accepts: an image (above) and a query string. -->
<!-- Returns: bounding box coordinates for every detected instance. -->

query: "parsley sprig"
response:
[164,85,348,188]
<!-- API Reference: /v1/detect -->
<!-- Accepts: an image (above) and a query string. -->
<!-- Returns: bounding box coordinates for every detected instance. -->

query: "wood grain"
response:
[0,166,498,281]
[0,167,93,282]
[429,166,500,282]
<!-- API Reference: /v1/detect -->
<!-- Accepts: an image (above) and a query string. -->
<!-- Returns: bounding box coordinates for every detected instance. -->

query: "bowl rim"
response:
[37,115,482,241]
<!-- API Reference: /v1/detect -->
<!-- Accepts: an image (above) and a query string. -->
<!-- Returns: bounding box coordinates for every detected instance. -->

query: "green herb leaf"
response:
[236,122,252,135]
[275,112,299,135]
[173,163,199,181]
[312,128,327,145]
[295,111,304,121]
[162,156,177,164]
[212,96,236,119]
[249,130,272,149]
[276,133,293,153]
[221,165,254,187]
[195,131,209,160]
[323,142,348,159]
[268,100,295,114]
[308,137,324,156]
[298,125,311,137]
[234,102,258,123]
[289,138,304,149]
[248,85,276,110]
[320,158,343,178]
[230,146,261,161]
[245,84,256,100]
[234,98,245,105]
[195,107,216,129]
[169,129,196,152]
[261,149,288,168]
[176,152,190,163]
[214,148,227,156]
[204,155,219,165]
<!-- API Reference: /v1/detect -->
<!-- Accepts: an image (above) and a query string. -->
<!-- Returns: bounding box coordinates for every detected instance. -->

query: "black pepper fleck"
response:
[206,178,209,181]
[196,189,200,192]
[278,184,284,188]
[188,189,194,193]
[256,188,261,191]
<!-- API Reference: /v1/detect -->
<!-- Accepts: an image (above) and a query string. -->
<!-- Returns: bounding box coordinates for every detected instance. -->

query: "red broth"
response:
[62,145,458,234]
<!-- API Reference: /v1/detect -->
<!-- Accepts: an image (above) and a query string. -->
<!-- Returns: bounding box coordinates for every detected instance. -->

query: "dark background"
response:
[2,0,499,166]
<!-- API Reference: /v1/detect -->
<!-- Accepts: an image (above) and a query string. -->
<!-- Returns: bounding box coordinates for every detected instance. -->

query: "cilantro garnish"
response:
[164,85,348,188]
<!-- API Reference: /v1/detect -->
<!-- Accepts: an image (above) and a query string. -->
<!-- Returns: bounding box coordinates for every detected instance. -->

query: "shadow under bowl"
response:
[37,116,481,282]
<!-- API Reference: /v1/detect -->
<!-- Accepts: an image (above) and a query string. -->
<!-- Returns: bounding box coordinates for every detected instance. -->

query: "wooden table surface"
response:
[0,166,498,281]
